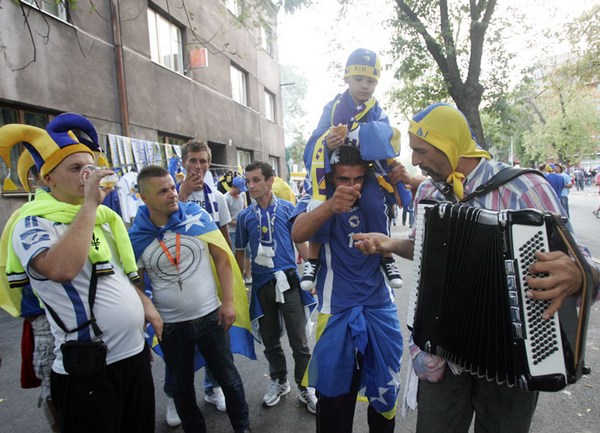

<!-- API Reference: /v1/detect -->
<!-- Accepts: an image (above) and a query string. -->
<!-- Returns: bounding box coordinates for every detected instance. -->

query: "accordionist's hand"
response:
[526,251,583,320]
[353,232,395,255]
[388,162,427,190]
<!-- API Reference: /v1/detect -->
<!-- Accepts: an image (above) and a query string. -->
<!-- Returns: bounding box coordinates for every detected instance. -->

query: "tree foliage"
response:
[514,5,600,166]
[386,0,515,148]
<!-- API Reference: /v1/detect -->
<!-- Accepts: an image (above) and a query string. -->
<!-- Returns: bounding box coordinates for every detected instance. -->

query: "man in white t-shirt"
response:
[167,140,232,420]
[178,141,232,247]
[1,113,160,433]
[130,165,250,433]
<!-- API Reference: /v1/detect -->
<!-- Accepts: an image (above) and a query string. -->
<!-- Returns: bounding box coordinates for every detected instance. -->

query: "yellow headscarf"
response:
[408,103,491,199]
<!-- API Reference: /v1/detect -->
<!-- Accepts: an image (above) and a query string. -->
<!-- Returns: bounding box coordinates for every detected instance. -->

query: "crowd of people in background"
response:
[537,162,600,218]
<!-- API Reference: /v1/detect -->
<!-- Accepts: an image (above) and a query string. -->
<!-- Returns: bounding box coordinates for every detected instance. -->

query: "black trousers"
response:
[51,345,155,433]
[316,353,395,433]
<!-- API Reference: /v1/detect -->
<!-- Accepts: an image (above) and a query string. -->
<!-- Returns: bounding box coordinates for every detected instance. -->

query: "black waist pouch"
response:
[61,340,107,378]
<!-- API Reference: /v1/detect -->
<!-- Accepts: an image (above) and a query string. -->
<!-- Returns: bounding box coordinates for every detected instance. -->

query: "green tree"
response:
[280,65,310,170]
[515,5,600,166]
[386,0,516,148]
[285,139,307,171]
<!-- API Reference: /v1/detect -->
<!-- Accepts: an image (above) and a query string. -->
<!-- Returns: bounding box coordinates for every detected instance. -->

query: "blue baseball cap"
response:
[232,176,247,192]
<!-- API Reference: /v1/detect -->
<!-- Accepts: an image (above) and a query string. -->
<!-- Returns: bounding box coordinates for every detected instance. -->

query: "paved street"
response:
[0,189,599,432]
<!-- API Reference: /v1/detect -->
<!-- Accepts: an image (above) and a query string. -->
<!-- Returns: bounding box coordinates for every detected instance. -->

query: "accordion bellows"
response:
[409,201,593,392]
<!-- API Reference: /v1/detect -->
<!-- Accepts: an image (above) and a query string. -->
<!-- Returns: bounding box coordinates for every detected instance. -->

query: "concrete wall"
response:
[0,0,287,175]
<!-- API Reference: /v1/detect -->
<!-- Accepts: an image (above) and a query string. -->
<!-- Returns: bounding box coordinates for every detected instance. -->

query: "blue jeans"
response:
[560,195,570,218]
[164,362,217,397]
[160,309,249,433]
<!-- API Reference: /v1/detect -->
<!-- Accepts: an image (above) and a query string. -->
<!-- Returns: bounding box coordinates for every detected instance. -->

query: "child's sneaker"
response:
[382,257,403,289]
[301,259,320,291]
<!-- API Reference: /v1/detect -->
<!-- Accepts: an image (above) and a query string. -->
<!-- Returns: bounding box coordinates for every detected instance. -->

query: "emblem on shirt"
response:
[91,233,101,251]
[348,215,360,228]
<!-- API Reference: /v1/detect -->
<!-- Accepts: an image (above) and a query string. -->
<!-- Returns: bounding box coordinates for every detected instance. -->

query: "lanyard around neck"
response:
[159,233,183,289]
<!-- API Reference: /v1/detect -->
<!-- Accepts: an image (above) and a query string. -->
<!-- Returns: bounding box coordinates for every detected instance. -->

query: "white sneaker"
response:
[263,379,291,407]
[298,387,317,414]
[204,386,227,412]
[165,397,181,427]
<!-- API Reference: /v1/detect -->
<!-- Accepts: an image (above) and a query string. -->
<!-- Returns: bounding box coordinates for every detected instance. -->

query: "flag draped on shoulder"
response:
[303,89,411,208]
[129,201,256,365]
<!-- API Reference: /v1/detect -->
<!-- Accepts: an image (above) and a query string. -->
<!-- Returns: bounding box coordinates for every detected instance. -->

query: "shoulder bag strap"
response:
[43,264,103,338]
[460,168,543,203]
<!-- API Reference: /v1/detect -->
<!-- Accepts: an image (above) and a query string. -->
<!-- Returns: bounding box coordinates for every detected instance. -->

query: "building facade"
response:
[0,0,286,187]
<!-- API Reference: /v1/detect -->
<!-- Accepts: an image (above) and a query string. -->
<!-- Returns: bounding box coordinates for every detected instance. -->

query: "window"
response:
[231,64,248,106]
[23,0,68,21]
[264,89,275,122]
[158,132,189,147]
[237,149,252,170]
[261,26,273,55]
[147,9,184,74]
[269,156,279,177]
[223,0,242,17]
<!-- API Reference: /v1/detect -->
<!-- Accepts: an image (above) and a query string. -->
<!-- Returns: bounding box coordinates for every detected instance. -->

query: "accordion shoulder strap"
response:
[460,167,543,203]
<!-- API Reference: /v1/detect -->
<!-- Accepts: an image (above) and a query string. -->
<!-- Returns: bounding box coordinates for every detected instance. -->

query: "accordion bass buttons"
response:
[505,260,524,340]
[513,322,524,339]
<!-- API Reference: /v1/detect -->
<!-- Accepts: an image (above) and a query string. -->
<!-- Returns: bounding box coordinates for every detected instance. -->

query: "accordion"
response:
[408,201,594,392]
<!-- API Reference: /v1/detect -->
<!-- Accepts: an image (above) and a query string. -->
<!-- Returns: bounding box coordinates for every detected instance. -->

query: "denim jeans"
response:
[164,363,217,397]
[559,195,570,218]
[160,309,249,433]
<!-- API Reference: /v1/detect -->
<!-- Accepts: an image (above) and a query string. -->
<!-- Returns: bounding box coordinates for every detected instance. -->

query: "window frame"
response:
[147,8,185,75]
[22,0,69,22]
[230,64,249,106]
[0,104,53,190]
[260,25,273,55]
[264,89,276,122]
[237,149,252,170]
[223,0,242,17]
[269,156,279,177]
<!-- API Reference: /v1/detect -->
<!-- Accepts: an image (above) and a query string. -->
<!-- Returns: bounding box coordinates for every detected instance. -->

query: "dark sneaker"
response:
[382,257,403,289]
[301,259,320,291]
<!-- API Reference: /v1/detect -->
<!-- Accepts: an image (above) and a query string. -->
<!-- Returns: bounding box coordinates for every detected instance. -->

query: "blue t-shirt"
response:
[293,182,394,315]
[546,172,565,197]
[235,196,298,290]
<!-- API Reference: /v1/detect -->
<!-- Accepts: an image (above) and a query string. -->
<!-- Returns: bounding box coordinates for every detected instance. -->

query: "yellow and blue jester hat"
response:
[0,113,100,189]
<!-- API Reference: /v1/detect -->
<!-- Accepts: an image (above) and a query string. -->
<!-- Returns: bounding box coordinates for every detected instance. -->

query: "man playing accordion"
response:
[354,103,600,433]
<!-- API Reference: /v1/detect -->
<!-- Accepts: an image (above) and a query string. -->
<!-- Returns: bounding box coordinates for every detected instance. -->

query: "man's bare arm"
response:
[31,169,112,282]
[353,233,415,261]
[134,268,163,341]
